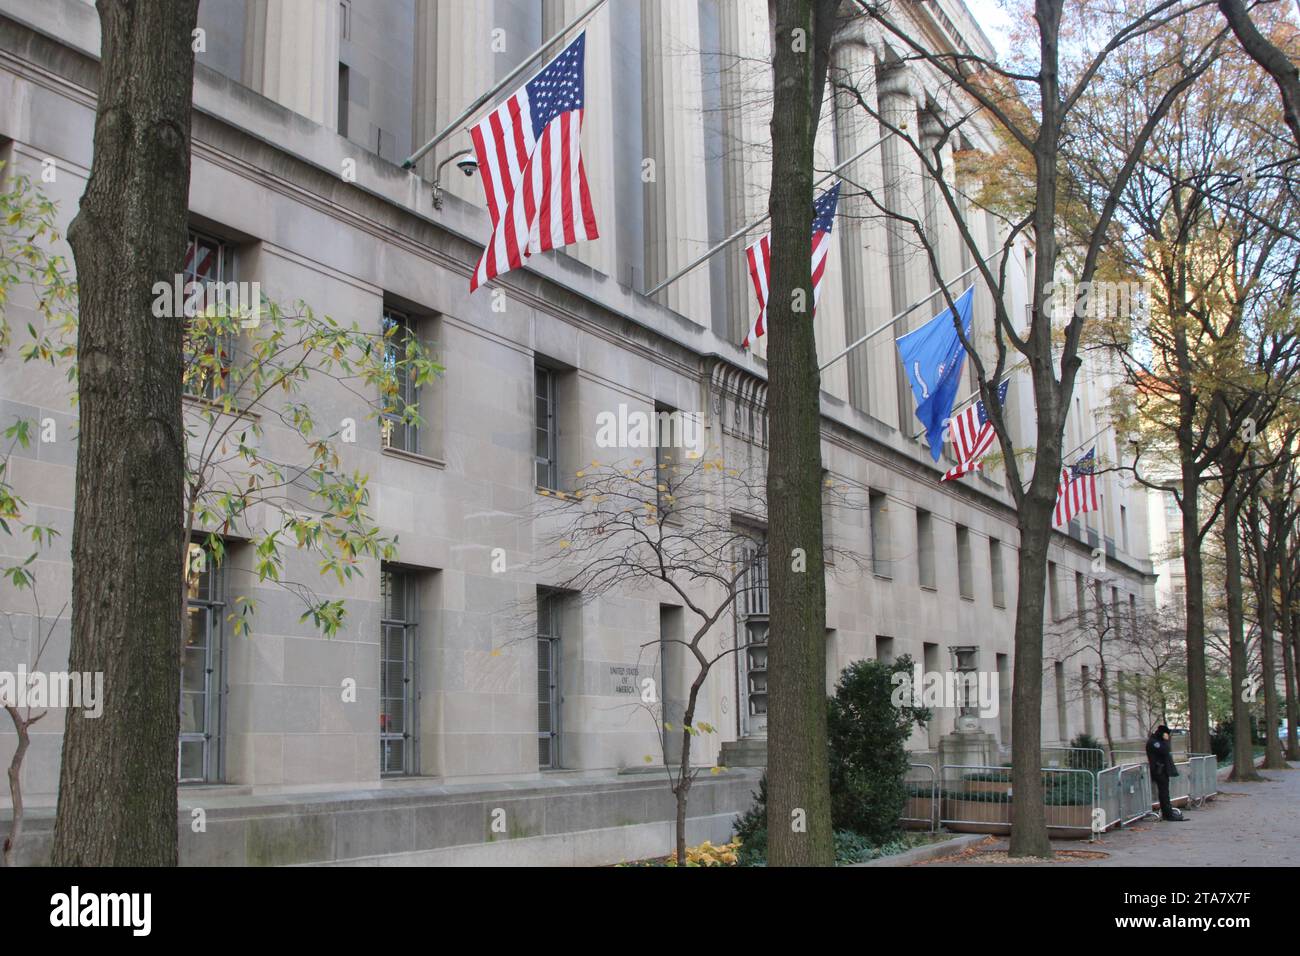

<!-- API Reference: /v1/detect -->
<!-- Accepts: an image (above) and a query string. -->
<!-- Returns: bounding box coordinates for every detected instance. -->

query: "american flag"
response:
[941,379,1009,482]
[743,182,840,348]
[1053,448,1099,527]
[468,32,598,292]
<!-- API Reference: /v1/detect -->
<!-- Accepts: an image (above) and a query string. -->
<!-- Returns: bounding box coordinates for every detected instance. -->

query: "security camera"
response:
[433,148,480,209]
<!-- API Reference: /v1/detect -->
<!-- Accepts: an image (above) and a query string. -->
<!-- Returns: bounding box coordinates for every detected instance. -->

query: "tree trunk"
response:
[1222,489,1261,782]
[1279,600,1299,761]
[1179,462,1211,754]
[3,708,41,868]
[764,0,837,868]
[673,727,692,866]
[51,0,199,866]
[1256,544,1286,769]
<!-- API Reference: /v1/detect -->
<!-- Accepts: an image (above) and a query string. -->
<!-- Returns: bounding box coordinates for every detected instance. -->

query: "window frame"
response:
[180,541,227,785]
[534,364,559,491]
[380,566,419,777]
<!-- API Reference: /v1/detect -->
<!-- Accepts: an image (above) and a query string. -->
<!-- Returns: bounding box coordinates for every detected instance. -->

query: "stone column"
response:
[830,31,894,418]
[876,63,927,435]
[716,0,771,345]
[542,0,617,278]
[243,0,340,129]
[641,0,712,326]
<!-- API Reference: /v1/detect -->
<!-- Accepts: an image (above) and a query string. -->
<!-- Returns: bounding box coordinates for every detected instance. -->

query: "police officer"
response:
[1146,724,1186,821]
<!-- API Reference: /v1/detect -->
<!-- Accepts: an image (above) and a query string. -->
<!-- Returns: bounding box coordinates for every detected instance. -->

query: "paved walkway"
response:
[922,762,1300,866]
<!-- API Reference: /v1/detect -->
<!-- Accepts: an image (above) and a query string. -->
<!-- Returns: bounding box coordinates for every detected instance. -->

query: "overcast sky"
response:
[962,0,1015,61]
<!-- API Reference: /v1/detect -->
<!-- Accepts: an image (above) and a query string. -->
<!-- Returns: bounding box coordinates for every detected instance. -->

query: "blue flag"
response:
[896,286,975,461]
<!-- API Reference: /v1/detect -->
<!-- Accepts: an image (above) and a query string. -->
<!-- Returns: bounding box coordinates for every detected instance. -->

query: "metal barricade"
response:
[1186,753,1219,805]
[1096,765,1122,832]
[1117,763,1158,825]
[902,763,938,832]
[1166,759,1192,807]
[1041,747,1109,770]
[939,765,1097,837]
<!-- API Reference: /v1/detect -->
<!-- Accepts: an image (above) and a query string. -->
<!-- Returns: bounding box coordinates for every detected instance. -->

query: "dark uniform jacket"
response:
[1146,726,1179,781]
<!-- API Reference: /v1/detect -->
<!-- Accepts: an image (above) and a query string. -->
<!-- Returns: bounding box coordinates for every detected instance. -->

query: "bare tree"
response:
[1217,0,1300,147]
[530,453,768,865]
[1,599,65,867]
[840,0,1220,856]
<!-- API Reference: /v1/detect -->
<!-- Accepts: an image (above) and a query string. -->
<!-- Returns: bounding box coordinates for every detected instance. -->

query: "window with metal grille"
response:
[182,231,235,400]
[381,309,420,453]
[870,491,891,578]
[181,541,225,784]
[989,537,1006,607]
[380,567,418,776]
[537,590,561,768]
[534,364,558,490]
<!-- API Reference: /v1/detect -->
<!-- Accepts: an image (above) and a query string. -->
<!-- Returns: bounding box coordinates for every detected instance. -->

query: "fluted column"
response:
[641,0,712,326]
[717,0,772,346]
[542,0,616,278]
[830,33,894,418]
[812,79,849,400]
[876,63,927,434]
[409,1,499,205]
[243,0,340,129]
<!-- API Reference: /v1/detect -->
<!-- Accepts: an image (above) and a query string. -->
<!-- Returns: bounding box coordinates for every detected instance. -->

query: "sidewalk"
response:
[919,762,1300,867]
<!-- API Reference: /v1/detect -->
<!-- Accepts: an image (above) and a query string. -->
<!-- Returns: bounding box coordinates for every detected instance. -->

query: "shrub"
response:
[730,655,930,849]
[827,654,931,844]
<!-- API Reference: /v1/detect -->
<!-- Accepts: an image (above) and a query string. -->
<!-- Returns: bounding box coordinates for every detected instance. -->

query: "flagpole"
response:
[400,0,609,171]
[818,243,1012,373]
[643,129,897,298]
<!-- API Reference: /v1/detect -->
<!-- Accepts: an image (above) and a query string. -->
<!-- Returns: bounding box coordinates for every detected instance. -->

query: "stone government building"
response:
[0,0,1156,865]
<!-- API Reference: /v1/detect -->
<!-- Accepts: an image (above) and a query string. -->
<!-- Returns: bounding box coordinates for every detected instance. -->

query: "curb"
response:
[853,832,987,867]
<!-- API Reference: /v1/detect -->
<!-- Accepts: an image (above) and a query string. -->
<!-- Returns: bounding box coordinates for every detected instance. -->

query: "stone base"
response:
[719,736,768,768]
[938,730,998,774]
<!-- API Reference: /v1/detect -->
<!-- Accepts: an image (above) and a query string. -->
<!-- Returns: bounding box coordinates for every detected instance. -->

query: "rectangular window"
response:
[381,309,420,454]
[337,62,350,137]
[1075,571,1086,623]
[534,364,558,490]
[657,405,680,520]
[869,491,890,578]
[1120,504,1129,552]
[537,589,562,768]
[1055,661,1068,741]
[1081,665,1094,736]
[956,524,974,600]
[989,537,1005,608]
[1048,561,1060,621]
[182,231,234,400]
[181,541,226,784]
[821,468,835,566]
[875,636,895,664]
[380,566,418,776]
[916,510,935,589]
[1129,593,1138,637]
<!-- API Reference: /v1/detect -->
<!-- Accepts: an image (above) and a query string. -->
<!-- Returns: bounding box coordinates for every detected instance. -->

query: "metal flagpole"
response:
[400,0,610,171]
[643,128,899,298]
[818,243,1013,373]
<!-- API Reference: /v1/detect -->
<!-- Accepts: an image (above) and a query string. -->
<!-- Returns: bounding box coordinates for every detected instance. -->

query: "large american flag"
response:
[468,32,598,292]
[1053,448,1099,527]
[942,379,1009,482]
[743,182,840,348]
